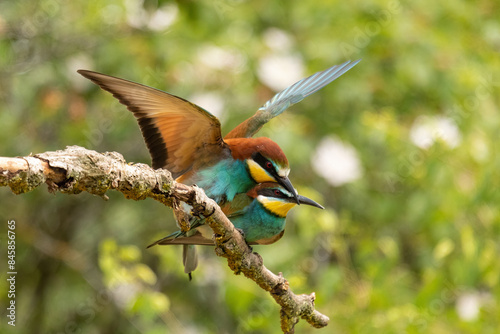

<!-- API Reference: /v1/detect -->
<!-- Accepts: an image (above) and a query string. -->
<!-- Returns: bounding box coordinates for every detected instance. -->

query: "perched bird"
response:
[148,182,324,275]
[77,60,360,205]
[78,60,359,276]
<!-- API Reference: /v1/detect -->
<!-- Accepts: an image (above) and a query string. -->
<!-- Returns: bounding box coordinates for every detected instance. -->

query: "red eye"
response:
[266,162,273,169]
[274,190,281,196]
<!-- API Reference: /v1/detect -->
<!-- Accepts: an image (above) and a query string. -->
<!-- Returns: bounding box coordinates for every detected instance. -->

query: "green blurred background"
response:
[1,0,499,333]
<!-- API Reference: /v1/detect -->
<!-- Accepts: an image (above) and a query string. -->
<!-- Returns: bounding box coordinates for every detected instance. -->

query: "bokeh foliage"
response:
[1,0,499,333]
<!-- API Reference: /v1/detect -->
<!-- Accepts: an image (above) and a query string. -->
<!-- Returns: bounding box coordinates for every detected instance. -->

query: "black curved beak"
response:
[278,176,300,205]
[297,194,325,209]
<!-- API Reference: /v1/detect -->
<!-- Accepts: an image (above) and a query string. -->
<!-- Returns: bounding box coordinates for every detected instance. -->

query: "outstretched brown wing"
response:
[78,70,230,177]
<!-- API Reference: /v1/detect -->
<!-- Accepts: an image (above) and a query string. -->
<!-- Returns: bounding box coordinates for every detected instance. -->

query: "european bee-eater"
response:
[77,60,360,205]
[148,183,324,275]
[78,60,359,277]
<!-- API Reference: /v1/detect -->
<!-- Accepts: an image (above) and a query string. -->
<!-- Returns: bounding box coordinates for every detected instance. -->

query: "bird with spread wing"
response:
[78,59,360,277]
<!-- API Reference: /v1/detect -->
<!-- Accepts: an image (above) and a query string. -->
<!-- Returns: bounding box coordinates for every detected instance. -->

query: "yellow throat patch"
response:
[247,159,277,183]
[258,196,296,218]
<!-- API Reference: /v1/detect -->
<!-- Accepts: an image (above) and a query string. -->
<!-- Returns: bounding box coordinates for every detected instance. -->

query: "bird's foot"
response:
[234,228,252,250]
[235,227,246,239]
[190,206,216,220]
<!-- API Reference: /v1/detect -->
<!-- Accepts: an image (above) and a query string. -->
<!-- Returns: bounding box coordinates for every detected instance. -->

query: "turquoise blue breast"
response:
[194,159,255,204]
[232,201,286,242]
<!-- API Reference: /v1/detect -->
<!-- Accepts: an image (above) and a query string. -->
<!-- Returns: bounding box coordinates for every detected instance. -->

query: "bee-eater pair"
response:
[78,59,360,277]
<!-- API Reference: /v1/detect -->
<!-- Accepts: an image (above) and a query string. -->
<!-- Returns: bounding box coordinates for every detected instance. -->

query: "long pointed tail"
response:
[183,244,198,280]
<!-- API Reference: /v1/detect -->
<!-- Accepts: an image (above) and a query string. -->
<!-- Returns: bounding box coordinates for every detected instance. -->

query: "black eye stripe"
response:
[258,188,289,198]
[253,153,276,173]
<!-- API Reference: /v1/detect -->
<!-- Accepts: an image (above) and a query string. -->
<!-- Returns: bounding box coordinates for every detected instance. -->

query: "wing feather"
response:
[78,70,229,177]
[225,59,361,139]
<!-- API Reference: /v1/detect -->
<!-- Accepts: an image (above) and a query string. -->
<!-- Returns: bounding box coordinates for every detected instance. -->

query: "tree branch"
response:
[0,145,329,333]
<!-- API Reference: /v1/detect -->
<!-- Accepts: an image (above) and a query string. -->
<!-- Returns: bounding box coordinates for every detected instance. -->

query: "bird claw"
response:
[190,205,206,219]
[235,228,247,241]
[190,206,216,220]
[234,228,253,250]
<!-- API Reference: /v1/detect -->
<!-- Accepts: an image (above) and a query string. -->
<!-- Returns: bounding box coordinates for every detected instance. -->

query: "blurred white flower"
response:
[125,0,178,31]
[111,283,140,309]
[189,92,226,123]
[410,115,461,149]
[312,137,363,187]
[147,4,178,31]
[197,45,245,72]
[66,54,94,91]
[125,0,148,28]
[263,28,294,51]
[257,54,305,91]
[455,291,489,321]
